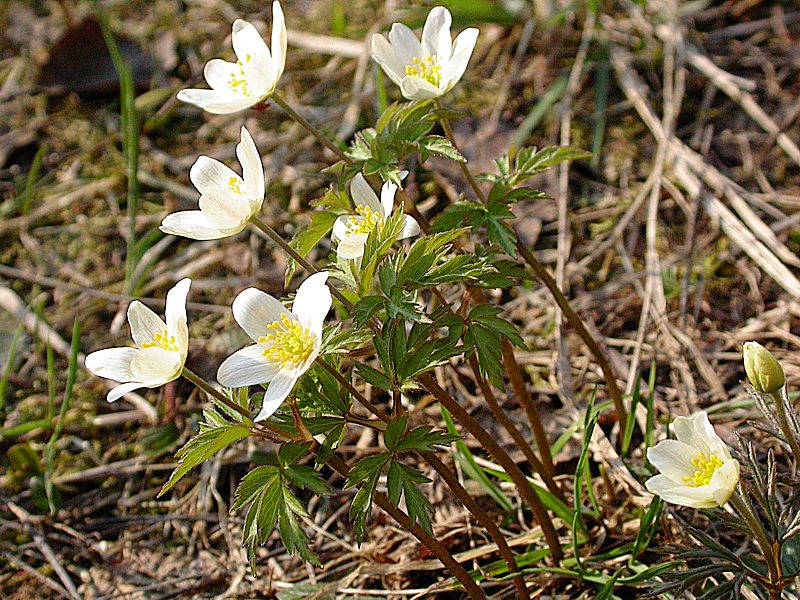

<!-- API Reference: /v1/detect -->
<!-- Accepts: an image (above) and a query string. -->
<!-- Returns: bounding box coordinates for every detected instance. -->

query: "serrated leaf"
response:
[159,424,250,496]
[279,441,312,468]
[344,453,390,490]
[355,362,393,390]
[395,426,460,453]
[419,135,465,162]
[384,415,408,451]
[285,464,333,496]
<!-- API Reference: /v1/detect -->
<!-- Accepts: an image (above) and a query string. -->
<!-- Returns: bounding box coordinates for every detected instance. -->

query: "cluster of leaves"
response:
[233,441,332,568]
[346,101,464,185]
[431,146,589,254]
[344,414,458,541]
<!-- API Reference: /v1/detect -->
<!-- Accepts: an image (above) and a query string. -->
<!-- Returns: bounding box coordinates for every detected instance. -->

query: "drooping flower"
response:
[159,126,264,240]
[743,341,785,394]
[217,272,331,421]
[85,279,191,402]
[332,173,420,260]
[371,6,479,100]
[645,412,740,509]
[176,2,287,114]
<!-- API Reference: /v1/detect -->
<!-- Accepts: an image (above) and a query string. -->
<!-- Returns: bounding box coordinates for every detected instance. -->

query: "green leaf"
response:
[279,441,312,468]
[395,426,460,453]
[384,415,408,451]
[355,362,393,390]
[345,453,390,490]
[468,304,524,347]
[159,424,250,496]
[279,491,320,565]
[464,323,504,388]
[385,460,433,533]
[285,464,333,496]
[429,202,487,233]
[286,210,340,286]
[419,135,465,162]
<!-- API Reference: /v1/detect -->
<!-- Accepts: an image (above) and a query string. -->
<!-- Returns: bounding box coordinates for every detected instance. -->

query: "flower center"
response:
[141,329,179,352]
[683,451,724,487]
[228,176,243,194]
[228,55,253,96]
[346,205,383,236]
[405,55,442,87]
[258,313,316,370]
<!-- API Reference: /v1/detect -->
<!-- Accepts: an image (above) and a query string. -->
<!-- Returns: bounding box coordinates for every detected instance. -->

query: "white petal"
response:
[645,474,719,509]
[198,190,252,230]
[371,34,406,87]
[332,215,350,241]
[400,76,442,100]
[190,155,240,197]
[379,181,397,217]
[388,23,422,66]
[165,278,191,354]
[232,19,274,93]
[292,272,331,339]
[270,1,287,84]
[176,88,257,114]
[217,345,280,388]
[674,412,730,460]
[441,28,478,92]
[421,6,452,61]
[130,347,183,384]
[107,381,147,403]
[337,233,368,259]
[350,173,382,213]
[232,287,294,342]
[160,211,229,240]
[85,347,138,382]
[254,372,298,421]
[400,214,421,240]
[646,439,698,483]
[709,459,740,506]
[204,58,238,91]
[237,126,265,206]
[127,301,167,348]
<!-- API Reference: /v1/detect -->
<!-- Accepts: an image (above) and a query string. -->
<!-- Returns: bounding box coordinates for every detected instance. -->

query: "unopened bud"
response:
[743,341,785,394]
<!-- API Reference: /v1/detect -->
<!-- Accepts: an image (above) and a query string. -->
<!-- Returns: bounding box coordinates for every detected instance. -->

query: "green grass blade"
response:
[440,405,513,511]
[44,319,80,514]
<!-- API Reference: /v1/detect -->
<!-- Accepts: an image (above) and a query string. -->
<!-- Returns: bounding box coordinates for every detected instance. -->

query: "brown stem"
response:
[423,452,529,599]
[436,99,626,427]
[468,354,564,503]
[317,447,487,598]
[436,104,488,205]
[418,373,563,564]
[514,240,627,425]
[270,91,351,163]
[248,215,354,311]
[181,367,299,441]
[315,358,389,423]
[500,339,556,480]
[392,388,403,419]
[328,359,528,595]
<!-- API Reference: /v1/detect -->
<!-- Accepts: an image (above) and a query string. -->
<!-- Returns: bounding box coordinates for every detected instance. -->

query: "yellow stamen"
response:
[141,329,179,352]
[346,205,383,236]
[258,313,316,369]
[228,65,251,96]
[682,451,724,487]
[404,55,442,87]
[228,176,243,194]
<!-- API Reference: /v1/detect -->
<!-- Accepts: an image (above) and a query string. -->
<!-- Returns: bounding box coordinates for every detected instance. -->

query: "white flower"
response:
[217,272,331,421]
[176,2,287,114]
[160,126,264,240]
[371,6,478,100]
[645,412,740,509]
[332,174,420,260]
[85,279,191,402]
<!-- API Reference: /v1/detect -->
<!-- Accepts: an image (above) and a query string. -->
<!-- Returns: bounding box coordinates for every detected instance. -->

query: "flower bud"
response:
[743,341,785,394]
